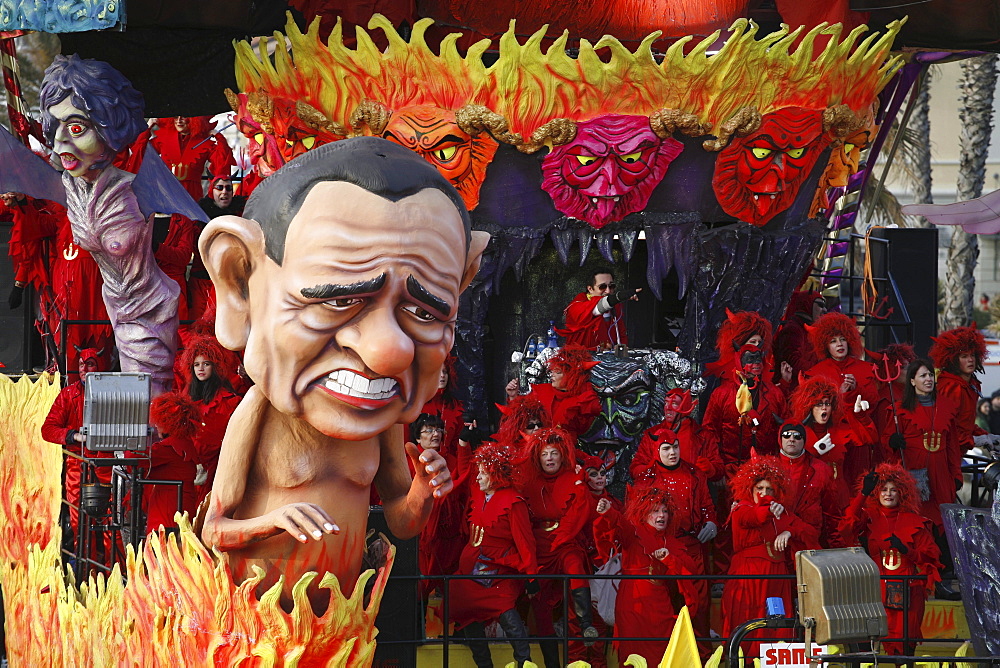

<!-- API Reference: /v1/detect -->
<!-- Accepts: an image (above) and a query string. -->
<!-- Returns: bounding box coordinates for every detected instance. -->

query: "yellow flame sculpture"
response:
[0,374,392,666]
[236,14,904,149]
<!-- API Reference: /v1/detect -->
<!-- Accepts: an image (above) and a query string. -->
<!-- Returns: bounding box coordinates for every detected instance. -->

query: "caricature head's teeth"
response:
[753,194,759,200]
[613,196,620,202]
[322,369,398,400]
[591,197,598,204]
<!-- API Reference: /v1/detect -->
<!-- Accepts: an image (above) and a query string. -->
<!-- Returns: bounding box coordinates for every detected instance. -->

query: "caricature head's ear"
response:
[198,215,266,351]
[460,231,490,292]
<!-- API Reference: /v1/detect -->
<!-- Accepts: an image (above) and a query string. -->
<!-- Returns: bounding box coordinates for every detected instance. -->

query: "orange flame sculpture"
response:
[0,374,393,666]
[235,14,904,150]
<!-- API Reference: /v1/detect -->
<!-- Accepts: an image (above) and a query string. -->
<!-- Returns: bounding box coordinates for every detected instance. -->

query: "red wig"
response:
[789,377,841,424]
[624,486,677,531]
[716,309,773,357]
[188,299,217,338]
[495,395,552,445]
[729,456,789,504]
[180,335,235,385]
[547,345,599,395]
[150,392,200,439]
[439,354,459,398]
[809,312,863,360]
[474,442,517,489]
[864,463,921,515]
[520,427,576,477]
[929,325,987,373]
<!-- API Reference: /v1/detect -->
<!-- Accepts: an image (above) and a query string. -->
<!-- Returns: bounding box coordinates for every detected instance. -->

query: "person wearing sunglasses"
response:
[774,421,840,548]
[191,175,249,320]
[557,268,641,351]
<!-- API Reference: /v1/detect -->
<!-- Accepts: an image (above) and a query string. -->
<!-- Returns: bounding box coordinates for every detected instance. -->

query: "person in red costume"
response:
[774,421,841,548]
[2,191,51,309]
[192,176,247,320]
[142,392,201,533]
[839,464,941,655]
[804,312,880,481]
[773,290,827,390]
[788,377,877,503]
[151,116,235,200]
[929,325,989,454]
[556,269,640,350]
[883,360,961,533]
[703,343,788,476]
[151,214,196,322]
[523,345,602,440]
[2,192,110,368]
[180,335,242,505]
[493,394,552,450]
[413,356,466,457]
[571,454,622,668]
[632,387,722,481]
[411,413,468,594]
[451,441,536,668]
[594,486,699,664]
[632,434,717,656]
[518,427,597,668]
[704,308,775,382]
[721,457,817,657]
[869,343,918,463]
[40,348,114,533]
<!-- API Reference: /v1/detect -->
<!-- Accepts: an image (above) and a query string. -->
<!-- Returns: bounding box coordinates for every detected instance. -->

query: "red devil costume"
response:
[704,309,774,380]
[632,388,722,481]
[450,442,536,668]
[151,116,235,200]
[142,392,201,532]
[929,326,988,453]
[558,292,628,350]
[518,427,597,664]
[493,394,552,451]
[722,458,818,656]
[869,343,917,463]
[594,486,699,663]
[774,421,841,548]
[152,214,196,322]
[773,290,825,389]
[789,377,877,501]
[413,355,465,456]
[528,345,601,439]
[41,348,114,531]
[839,465,941,655]
[179,336,243,503]
[805,312,879,408]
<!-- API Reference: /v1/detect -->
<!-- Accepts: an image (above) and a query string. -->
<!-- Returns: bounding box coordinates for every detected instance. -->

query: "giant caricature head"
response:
[381,105,499,211]
[541,115,683,229]
[270,98,344,164]
[228,89,284,178]
[200,137,489,441]
[712,107,829,226]
[39,54,146,180]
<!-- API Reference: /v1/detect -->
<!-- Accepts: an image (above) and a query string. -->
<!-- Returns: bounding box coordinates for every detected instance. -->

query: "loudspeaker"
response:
[369,506,421,667]
[863,227,938,358]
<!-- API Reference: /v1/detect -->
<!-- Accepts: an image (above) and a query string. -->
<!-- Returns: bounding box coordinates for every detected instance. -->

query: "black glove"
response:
[607,288,639,307]
[459,425,483,447]
[8,284,23,309]
[524,579,540,595]
[889,432,906,451]
[887,534,909,555]
[861,472,879,497]
[955,477,964,491]
[65,429,77,446]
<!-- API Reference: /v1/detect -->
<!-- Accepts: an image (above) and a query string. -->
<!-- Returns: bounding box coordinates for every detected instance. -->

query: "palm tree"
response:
[906,66,934,229]
[941,54,998,331]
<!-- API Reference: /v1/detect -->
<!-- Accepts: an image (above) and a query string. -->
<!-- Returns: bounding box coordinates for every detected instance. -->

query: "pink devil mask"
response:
[541,115,683,229]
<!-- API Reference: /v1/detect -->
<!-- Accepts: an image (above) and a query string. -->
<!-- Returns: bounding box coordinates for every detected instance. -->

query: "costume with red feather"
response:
[722,458,817,656]
[839,464,941,655]
[528,346,601,438]
[930,326,988,452]
[805,312,879,407]
[705,309,774,379]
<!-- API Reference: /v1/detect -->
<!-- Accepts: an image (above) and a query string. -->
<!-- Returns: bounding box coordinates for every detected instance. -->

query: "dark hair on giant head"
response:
[39,54,146,156]
[901,358,936,412]
[243,137,472,264]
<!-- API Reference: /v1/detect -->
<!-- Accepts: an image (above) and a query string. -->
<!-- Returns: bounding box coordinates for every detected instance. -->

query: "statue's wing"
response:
[132,147,209,223]
[902,190,1000,235]
[0,124,65,205]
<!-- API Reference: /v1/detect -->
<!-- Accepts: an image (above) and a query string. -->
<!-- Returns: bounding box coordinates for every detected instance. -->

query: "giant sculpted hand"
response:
[406,442,453,500]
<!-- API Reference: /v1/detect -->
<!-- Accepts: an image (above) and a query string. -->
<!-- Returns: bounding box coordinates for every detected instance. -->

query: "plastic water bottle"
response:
[547,321,559,349]
[527,338,537,359]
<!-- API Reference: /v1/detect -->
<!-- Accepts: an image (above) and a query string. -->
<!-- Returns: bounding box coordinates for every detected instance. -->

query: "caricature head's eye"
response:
[302,136,316,150]
[67,123,86,137]
[576,154,597,166]
[285,140,295,148]
[433,145,457,161]
[843,143,855,154]
[619,151,642,163]
[786,147,806,159]
[751,147,772,159]
[402,303,438,322]
[322,297,363,311]
[254,133,265,144]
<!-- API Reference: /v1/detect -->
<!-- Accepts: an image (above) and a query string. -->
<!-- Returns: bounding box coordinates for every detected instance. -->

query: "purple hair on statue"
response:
[39,54,146,157]
[540,114,683,229]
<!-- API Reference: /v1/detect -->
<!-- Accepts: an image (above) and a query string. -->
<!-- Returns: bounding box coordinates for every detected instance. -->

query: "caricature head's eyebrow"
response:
[300,273,386,299]
[406,275,450,315]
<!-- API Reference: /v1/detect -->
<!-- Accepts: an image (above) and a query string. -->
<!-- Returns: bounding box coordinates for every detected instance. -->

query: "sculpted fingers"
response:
[276,503,339,543]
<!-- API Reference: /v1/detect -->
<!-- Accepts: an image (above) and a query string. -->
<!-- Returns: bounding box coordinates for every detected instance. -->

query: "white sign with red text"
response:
[759,643,828,667]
